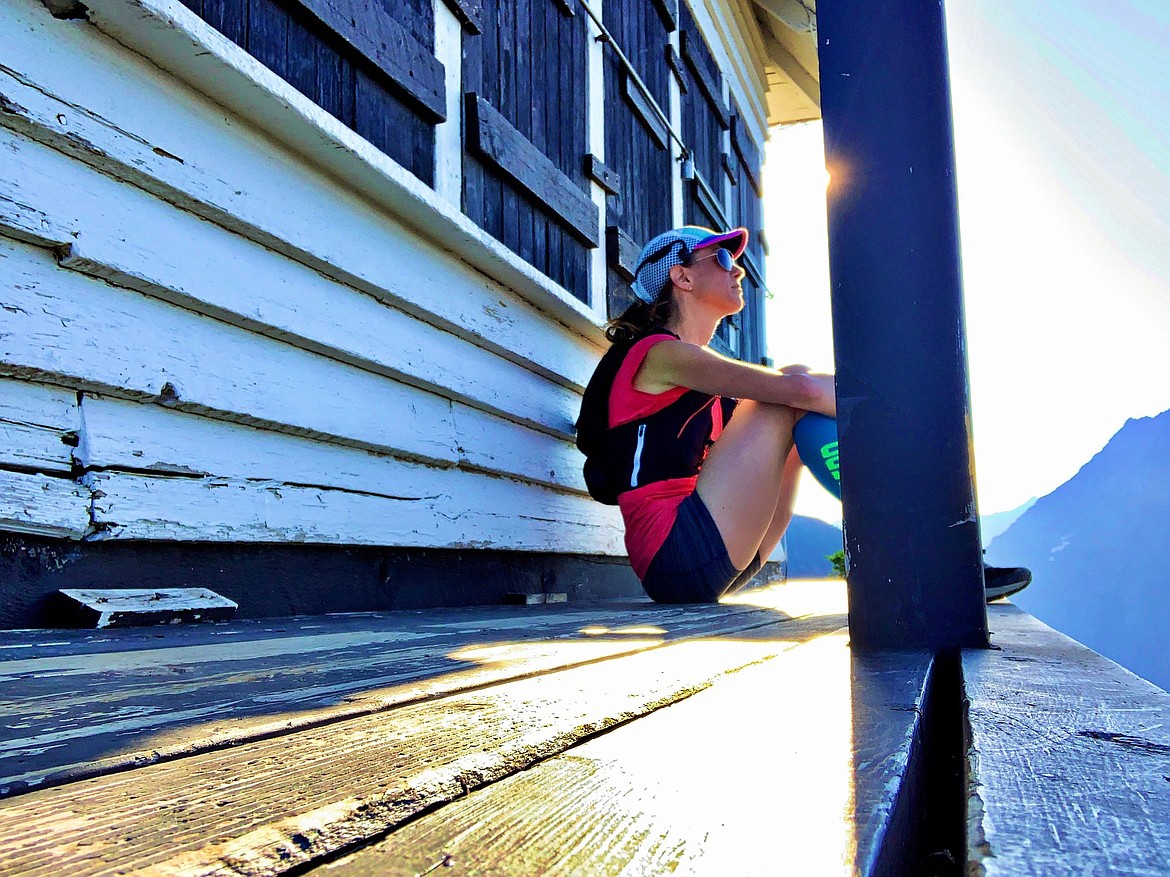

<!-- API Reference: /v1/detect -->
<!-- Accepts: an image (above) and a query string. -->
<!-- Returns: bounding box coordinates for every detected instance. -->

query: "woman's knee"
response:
[732,399,798,435]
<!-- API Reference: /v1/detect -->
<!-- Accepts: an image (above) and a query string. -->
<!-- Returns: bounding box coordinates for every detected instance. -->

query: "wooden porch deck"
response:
[1,581,1167,875]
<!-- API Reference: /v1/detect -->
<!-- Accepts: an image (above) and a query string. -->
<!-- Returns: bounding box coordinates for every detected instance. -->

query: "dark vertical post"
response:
[817,0,988,648]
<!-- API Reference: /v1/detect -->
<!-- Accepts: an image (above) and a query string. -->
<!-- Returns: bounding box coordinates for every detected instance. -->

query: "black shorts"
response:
[641,491,763,604]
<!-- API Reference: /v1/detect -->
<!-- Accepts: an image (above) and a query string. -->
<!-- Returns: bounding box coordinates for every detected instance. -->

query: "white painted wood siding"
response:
[0,0,767,557]
[0,0,624,553]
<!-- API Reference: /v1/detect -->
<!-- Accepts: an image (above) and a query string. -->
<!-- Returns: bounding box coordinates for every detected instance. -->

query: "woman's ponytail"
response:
[604,296,673,345]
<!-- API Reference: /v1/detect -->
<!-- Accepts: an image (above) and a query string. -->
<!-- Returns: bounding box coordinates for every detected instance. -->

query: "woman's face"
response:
[683,244,746,316]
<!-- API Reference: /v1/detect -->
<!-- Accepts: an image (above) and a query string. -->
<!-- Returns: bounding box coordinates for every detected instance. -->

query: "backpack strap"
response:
[575,330,676,457]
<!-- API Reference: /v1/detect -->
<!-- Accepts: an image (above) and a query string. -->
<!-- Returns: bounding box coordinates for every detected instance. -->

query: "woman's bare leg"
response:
[695,400,802,570]
[755,444,804,563]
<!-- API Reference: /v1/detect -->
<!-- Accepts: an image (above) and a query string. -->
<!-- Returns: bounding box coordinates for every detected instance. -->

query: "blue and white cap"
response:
[630,225,749,304]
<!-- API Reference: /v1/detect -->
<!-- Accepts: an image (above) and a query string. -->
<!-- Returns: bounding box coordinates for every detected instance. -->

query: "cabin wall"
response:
[0,0,771,620]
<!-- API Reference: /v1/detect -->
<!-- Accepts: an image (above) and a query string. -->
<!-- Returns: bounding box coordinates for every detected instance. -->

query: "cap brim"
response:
[693,227,748,258]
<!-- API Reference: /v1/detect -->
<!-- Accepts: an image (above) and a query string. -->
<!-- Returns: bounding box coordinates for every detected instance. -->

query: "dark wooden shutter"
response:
[730,104,767,364]
[461,0,593,304]
[602,2,675,318]
[679,4,728,202]
[181,0,439,185]
[679,2,731,238]
[676,3,734,356]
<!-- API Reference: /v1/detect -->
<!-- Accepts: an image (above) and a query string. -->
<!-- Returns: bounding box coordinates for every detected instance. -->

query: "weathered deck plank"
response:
[325,632,934,876]
[965,604,1170,876]
[0,588,830,795]
[0,586,848,876]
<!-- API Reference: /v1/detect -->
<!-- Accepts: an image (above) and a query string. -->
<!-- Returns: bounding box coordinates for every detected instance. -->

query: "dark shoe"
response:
[984,563,1032,603]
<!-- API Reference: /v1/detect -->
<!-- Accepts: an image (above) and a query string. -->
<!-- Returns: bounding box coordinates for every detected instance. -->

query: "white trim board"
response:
[83,469,624,552]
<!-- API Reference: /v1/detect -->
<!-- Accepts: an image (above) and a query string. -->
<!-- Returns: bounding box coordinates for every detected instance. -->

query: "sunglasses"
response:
[687,248,737,271]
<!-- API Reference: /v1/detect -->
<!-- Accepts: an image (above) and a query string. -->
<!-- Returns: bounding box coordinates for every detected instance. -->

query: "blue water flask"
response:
[793,413,841,500]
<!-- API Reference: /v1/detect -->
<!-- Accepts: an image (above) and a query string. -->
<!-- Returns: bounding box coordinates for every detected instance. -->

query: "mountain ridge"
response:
[986,409,1170,692]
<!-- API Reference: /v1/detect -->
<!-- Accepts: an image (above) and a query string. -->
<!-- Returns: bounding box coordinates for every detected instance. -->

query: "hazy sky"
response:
[764,0,1170,524]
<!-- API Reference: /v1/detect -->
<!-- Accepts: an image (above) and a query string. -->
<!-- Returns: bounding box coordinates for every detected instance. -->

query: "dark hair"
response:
[604,295,674,344]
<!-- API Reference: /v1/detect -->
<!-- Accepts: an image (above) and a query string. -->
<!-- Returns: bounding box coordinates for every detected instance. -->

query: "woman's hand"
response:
[803,373,837,418]
[777,365,836,416]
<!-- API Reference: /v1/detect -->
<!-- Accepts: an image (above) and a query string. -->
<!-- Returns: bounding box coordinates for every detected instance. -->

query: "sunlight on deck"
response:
[559,631,858,874]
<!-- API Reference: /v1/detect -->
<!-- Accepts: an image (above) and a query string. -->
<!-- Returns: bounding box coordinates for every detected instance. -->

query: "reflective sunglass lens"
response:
[716,249,734,271]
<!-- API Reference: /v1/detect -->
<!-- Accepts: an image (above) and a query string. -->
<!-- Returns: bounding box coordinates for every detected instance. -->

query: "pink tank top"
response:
[609,335,724,580]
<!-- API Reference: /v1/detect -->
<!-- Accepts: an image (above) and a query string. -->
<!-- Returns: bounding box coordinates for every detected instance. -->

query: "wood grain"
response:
[326,630,935,876]
[81,467,622,550]
[679,27,729,129]
[585,154,621,196]
[0,237,458,460]
[0,378,78,474]
[0,235,597,500]
[600,0,673,307]
[605,224,641,283]
[621,71,670,151]
[965,604,1170,876]
[730,113,762,195]
[56,587,238,628]
[665,42,688,91]
[0,588,848,876]
[292,0,446,122]
[0,583,839,796]
[691,171,730,231]
[651,0,678,33]
[441,0,482,34]
[466,94,600,248]
[76,393,522,491]
[0,469,89,539]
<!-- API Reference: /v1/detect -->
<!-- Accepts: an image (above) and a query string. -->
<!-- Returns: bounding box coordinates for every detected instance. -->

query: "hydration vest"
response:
[575,331,735,505]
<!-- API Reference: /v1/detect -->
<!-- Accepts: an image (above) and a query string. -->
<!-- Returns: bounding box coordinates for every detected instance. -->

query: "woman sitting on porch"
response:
[577,225,835,604]
[576,224,1031,605]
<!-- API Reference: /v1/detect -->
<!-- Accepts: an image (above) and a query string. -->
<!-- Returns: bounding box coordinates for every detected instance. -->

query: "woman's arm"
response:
[636,340,837,417]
